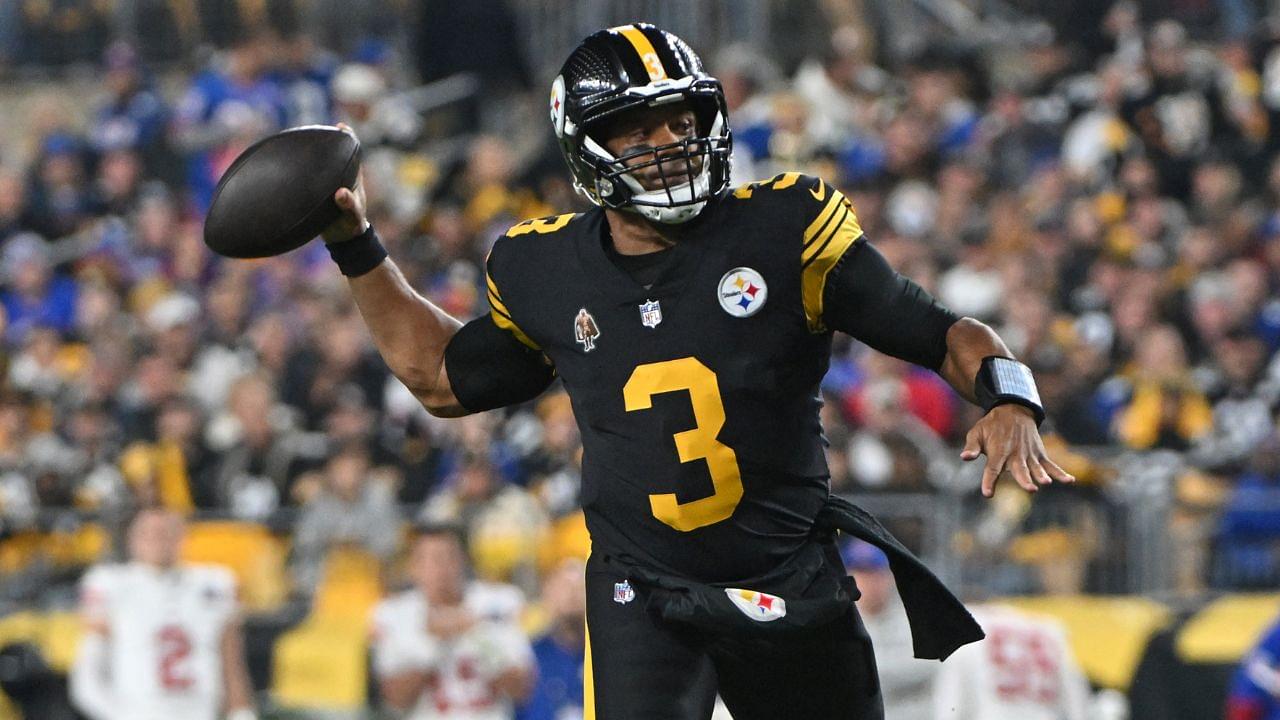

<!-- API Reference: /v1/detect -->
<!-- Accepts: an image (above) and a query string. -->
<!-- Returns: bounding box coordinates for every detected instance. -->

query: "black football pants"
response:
[584,553,885,720]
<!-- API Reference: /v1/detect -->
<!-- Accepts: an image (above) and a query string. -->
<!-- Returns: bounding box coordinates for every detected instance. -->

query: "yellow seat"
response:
[271,546,386,708]
[1001,595,1172,690]
[181,521,290,611]
[1176,593,1280,664]
[271,616,369,710]
[0,610,81,674]
[311,546,383,622]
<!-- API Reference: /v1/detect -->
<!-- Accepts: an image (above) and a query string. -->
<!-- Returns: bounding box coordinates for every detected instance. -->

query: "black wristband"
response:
[974,356,1046,427]
[326,224,387,277]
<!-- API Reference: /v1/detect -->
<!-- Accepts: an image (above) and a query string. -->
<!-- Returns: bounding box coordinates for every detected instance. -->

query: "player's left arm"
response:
[220,615,256,719]
[816,233,1074,498]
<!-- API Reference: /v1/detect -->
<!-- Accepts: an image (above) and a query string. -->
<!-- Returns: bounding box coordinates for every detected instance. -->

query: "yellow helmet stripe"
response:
[613,24,668,82]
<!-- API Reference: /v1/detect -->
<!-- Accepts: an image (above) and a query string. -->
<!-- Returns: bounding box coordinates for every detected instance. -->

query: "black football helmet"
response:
[550,24,732,224]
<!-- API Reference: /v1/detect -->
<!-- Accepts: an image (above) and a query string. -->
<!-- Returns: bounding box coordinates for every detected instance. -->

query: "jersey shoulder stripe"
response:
[485,268,539,350]
[799,182,863,333]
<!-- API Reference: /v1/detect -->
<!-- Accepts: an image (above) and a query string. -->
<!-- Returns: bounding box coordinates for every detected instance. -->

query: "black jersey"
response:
[476,173,868,582]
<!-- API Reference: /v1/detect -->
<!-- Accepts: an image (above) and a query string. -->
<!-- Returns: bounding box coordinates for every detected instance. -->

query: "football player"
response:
[69,509,255,720]
[319,23,1072,720]
[370,525,534,719]
[933,605,1091,720]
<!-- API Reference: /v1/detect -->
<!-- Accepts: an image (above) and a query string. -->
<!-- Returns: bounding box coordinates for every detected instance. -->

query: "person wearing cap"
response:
[843,539,939,720]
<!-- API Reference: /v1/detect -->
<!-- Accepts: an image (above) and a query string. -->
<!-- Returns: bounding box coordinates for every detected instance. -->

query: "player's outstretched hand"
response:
[320,123,369,244]
[960,405,1075,498]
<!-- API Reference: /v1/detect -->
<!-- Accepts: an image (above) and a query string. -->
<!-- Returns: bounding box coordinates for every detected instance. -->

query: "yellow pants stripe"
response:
[583,613,596,718]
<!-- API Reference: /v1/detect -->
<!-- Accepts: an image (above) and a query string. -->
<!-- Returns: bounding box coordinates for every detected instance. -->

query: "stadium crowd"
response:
[3,0,1280,716]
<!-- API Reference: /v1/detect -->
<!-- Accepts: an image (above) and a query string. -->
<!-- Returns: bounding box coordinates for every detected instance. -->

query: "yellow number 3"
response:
[623,358,744,532]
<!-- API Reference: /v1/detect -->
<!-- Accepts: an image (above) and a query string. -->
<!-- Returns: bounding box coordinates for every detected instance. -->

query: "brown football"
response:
[203,125,361,259]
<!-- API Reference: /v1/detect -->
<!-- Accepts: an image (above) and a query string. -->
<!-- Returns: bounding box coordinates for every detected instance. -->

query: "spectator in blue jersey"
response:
[171,29,285,213]
[0,233,78,343]
[265,4,337,129]
[1226,613,1280,720]
[518,558,585,720]
[89,42,171,179]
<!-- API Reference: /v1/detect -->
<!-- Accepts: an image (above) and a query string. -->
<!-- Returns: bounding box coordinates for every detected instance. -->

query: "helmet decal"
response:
[610,24,669,82]
[549,75,567,139]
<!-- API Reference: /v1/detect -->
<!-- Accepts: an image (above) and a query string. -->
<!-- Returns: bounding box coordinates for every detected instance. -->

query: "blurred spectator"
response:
[266,17,337,128]
[845,376,954,492]
[516,558,585,720]
[280,312,386,430]
[370,525,534,719]
[292,442,400,594]
[26,134,97,239]
[1,234,79,344]
[420,450,549,592]
[118,398,210,513]
[844,539,937,720]
[1215,433,1280,589]
[1108,324,1213,450]
[90,43,173,182]
[171,29,284,212]
[201,373,299,519]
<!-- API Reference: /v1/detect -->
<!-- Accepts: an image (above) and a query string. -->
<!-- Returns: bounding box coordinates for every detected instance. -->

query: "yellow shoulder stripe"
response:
[485,271,540,350]
[803,191,847,247]
[801,199,864,333]
[770,172,802,190]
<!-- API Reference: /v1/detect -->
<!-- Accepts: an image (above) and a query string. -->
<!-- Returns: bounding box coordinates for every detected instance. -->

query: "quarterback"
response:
[320,23,1073,720]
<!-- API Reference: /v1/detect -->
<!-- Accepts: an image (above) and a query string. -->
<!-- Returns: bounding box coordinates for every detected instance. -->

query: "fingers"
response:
[1040,455,1076,484]
[960,429,982,461]
[1028,456,1052,486]
[1008,459,1039,494]
[980,451,1008,498]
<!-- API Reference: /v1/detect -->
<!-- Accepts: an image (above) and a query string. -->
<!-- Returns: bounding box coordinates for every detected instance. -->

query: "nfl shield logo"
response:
[613,580,635,605]
[638,299,662,328]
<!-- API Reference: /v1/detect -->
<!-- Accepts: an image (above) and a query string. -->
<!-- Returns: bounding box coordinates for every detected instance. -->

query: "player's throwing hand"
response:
[961,404,1075,498]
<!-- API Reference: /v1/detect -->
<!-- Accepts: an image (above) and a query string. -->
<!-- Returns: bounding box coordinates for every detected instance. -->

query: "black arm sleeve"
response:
[443,314,557,413]
[822,239,960,371]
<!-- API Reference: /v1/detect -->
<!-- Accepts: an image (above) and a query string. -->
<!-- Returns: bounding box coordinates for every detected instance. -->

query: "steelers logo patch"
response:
[549,75,567,138]
[717,267,768,317]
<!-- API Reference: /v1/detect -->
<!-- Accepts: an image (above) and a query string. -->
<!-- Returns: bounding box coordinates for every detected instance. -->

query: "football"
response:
[203,125,361,258]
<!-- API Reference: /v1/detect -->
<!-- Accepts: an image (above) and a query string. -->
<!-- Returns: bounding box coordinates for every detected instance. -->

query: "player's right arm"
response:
[321,135,553,417]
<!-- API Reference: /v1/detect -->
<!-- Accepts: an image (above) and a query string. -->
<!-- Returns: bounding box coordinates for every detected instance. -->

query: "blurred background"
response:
[3,0,1280,718]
